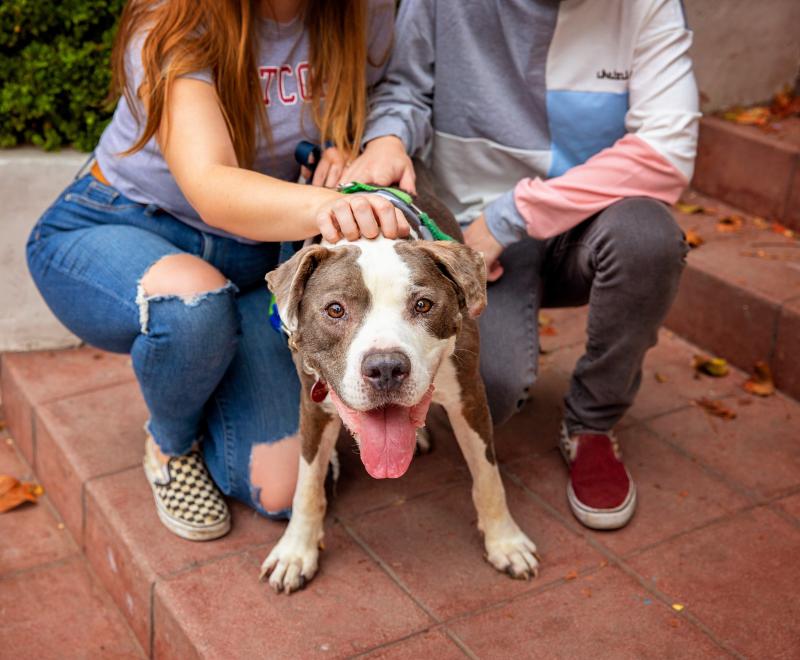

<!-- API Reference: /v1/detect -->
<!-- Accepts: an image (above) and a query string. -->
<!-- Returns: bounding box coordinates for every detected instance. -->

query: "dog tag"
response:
[310,380,328,403]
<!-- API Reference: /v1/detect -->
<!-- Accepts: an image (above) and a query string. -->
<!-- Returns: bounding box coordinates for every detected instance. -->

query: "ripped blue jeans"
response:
[26,173,300,518]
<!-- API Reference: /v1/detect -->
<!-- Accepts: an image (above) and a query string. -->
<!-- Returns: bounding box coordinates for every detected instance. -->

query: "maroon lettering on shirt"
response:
[260,62,310,107]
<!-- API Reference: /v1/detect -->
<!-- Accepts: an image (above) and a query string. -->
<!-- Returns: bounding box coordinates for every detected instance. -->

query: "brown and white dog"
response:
[262,166,538,593]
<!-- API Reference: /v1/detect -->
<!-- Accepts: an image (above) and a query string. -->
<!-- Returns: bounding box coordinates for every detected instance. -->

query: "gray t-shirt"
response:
[96,1,393,243]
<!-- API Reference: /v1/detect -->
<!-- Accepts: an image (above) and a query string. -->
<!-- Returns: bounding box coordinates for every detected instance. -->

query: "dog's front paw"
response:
[259,535,320,594]
[484,523,540,580]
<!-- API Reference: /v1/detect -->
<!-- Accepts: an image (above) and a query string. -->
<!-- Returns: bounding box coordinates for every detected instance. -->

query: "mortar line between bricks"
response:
[619,503,764,561]
[5,430,67,529]
[640,416,765,505]
[30,406,37,473]
[339,518,443,625]
[334,473,471,520]
[1,431,83,567]
[347,624,453,659]
[0,543,148,657]
[768,300,784,363]
[335,476,608,623]
[500,468,743,659]
[779,152,799,221]
[347,626,440,658]
[768,501,800,531]
[76,548,148,659]
[155,541,274,583]
[0,554,79,582]
[34,375,138,410]
[439,563,606,630]
[148,581,155,659]
[79,463,144,548]
[341,475,615,633]
[443,629,480,660]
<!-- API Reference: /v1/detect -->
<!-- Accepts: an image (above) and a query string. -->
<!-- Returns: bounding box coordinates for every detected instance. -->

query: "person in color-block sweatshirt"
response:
[343,0,700,530]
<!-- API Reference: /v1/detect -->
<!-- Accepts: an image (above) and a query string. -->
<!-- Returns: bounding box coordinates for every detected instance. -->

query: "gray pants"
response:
[479,197,688,432]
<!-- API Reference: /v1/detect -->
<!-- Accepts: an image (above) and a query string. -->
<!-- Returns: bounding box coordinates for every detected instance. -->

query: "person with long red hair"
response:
[27,0,398,541]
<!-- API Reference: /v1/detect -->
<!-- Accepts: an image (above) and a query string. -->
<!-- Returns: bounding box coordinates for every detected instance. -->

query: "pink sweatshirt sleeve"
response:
[513,133,688,240]
[482,0,699,245]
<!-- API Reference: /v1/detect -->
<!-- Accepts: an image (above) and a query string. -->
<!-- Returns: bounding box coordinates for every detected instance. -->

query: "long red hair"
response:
[111,0,372,167]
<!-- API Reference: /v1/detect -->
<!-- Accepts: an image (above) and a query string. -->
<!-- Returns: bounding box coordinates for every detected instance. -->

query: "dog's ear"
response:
[416,241,487,318]
[266,244,330,334]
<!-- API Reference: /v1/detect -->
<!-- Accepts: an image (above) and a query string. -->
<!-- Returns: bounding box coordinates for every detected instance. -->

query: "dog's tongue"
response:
[330,388,433,479]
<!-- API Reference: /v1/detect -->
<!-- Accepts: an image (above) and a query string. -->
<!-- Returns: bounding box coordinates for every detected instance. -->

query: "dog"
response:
[262,164,539,593]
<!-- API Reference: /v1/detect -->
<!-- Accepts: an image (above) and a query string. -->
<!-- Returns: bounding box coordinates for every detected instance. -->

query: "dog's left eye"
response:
[326,302,345,318]
[414,298,433,314]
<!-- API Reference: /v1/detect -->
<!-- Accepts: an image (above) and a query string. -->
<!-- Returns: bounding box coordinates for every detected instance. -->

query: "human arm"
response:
[159,78,408,242]
[341,0,437,192]
[482,0,700,246]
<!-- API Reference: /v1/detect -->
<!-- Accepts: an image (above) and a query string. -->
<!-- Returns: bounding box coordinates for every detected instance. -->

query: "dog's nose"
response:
[361,351,411,392]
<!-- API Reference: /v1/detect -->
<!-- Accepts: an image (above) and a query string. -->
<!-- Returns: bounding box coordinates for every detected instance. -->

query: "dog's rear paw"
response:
[259,538,320,594]
[484,526,540,580]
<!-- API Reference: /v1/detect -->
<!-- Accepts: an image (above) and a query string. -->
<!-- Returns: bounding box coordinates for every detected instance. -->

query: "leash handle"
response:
[294,140,321,175]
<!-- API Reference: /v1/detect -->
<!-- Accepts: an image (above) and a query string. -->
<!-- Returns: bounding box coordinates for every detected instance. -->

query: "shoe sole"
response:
[559,438,637,531]
[143,459,231,542]
[566,477,637,530]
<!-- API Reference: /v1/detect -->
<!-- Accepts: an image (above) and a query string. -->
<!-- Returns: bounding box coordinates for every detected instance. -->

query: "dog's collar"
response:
[337,182,455,242]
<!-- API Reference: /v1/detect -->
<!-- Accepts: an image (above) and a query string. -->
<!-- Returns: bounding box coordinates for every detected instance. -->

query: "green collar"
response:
[337,182,456,242]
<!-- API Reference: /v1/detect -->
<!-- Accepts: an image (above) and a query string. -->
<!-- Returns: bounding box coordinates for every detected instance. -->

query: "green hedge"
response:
[0,0,125,151]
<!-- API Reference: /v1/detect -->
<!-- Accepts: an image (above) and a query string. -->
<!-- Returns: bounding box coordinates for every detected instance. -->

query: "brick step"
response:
[0,403,145,657]
[4,312,800,657]
[692,115,800,230]
[666,190,800,400]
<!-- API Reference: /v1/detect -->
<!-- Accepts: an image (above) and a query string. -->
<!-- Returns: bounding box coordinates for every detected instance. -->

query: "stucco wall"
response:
[687,0,800,111]
[0,149,84,351]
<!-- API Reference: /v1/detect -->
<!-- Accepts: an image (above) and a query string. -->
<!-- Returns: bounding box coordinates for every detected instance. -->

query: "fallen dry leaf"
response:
[692,355,730,378]
[0,475,44,513]
[654,372,668,384]
[716,215,744,233]
[771,222,796,239]
[675,203,705,215]
[722,88,800,129]
[685,229,704,248]
[723,106,771,126]
[753,216,770,230]
[770,86,800,120]
[693,397,737,420]
[564,570,579,581]
[538,311,558,336]
[581,588,593,598]
[743,361,775,397]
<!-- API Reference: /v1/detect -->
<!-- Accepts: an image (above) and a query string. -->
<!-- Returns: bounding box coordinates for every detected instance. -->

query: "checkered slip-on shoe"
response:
[559,422,637,530]
[143,442,230,542]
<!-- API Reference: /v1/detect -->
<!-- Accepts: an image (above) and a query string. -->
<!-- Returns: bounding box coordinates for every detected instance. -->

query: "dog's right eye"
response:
[326,302,345,319]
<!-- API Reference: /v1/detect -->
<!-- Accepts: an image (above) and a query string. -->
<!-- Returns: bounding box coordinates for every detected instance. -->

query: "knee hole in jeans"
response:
[250,436,300,514]
[136,254,233,334]
[139,253,228,298]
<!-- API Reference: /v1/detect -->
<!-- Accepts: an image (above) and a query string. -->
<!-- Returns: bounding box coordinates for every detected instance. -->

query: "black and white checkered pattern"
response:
[153,452,228,527]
